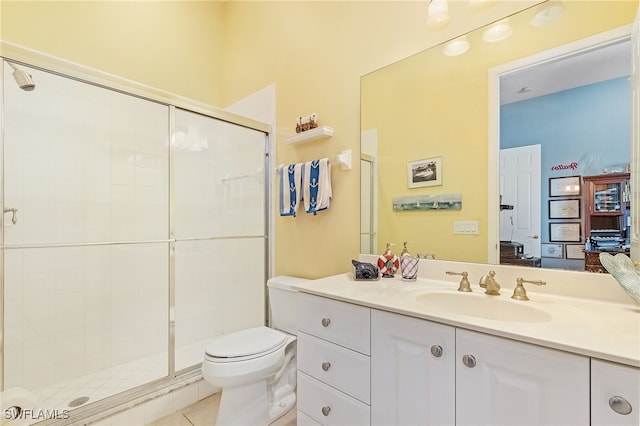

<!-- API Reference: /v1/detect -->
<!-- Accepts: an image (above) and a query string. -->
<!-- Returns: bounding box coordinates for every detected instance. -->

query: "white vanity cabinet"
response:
[370,310,590,426]
[591,359,640,426]
[371,310,455,425]
[456,328,590,426]
[296,293,371,425]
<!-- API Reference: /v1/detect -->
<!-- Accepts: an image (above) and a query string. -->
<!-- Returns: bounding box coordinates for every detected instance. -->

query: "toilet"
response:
[201,276,305,426]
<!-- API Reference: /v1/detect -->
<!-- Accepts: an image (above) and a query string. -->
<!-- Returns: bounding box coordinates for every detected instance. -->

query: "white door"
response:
[499,145,541,257]
[456,329,590,426]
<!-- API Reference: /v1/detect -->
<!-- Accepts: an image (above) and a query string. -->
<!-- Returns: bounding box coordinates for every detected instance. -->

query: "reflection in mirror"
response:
[361,1,638,273]
[497,36,631,271]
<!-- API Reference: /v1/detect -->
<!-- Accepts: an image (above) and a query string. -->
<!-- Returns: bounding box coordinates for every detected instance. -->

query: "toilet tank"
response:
[267,276,308,335]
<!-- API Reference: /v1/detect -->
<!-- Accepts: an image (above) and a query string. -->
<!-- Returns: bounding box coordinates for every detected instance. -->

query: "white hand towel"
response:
[279,163,303,216]
[303,158,332,215]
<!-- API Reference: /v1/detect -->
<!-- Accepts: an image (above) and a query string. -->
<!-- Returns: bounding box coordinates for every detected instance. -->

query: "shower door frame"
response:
[0,41,272,421]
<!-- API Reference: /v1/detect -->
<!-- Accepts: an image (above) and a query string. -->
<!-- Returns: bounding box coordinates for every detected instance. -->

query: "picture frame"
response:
[549,198,581,219]
[407,157,442,188]
[565,244,585,259]
[549,176,581,197]
[549,222,581,242]
[541,243,564,259]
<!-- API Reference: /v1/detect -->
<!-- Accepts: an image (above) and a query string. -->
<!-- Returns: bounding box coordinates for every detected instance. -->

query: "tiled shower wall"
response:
[2,62,267,395]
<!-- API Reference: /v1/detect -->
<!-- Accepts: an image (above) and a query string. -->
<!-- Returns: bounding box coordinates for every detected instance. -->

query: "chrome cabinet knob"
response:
[430,345,443,358]
[321,361,331,371]
[321,406,331,416]
[609,396,632,415]
[462,354,476,368]
[321,318,331,327]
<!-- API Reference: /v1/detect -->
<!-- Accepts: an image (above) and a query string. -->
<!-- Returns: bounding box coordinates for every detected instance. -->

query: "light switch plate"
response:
[453,220,479,234]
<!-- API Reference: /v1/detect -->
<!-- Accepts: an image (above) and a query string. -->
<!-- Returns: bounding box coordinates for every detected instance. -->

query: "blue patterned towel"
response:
[279,163,303,216]
[303,158,332,215]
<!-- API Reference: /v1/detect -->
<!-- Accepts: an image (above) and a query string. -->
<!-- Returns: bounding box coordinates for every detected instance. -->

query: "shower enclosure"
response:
[1,54,270,422]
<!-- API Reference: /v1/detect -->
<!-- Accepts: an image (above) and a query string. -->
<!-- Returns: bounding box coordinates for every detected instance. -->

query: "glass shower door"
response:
[173,108,268,372]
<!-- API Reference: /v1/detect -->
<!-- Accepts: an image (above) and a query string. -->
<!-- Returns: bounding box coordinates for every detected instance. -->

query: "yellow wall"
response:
[221,0,539,278]
[5,0,611,279]
[1,1,225,105]
[362,0,638,263]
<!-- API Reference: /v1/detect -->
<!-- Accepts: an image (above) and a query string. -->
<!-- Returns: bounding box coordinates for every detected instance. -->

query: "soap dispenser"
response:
[400,241,419,281]
[377,243,399,278]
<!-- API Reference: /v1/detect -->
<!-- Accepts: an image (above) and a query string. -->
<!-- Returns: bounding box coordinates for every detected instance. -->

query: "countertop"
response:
[293,273,640,368]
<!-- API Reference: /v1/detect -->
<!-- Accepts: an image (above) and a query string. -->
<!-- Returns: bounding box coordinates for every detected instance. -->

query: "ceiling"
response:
[500,38,631,105]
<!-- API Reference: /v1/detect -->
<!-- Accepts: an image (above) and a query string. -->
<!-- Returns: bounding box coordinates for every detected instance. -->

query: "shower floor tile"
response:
[29,338,213,420]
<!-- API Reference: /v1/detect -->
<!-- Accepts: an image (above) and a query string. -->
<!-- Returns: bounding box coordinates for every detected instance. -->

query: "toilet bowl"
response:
[201,276,306,426]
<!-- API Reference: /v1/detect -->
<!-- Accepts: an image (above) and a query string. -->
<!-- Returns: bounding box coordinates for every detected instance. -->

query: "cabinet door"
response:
[371,310,455,426]
[591,359,640,426]
[456,329,590,426]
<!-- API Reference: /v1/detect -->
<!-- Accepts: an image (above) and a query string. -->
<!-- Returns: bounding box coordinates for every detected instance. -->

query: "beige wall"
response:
[1,0,551,279]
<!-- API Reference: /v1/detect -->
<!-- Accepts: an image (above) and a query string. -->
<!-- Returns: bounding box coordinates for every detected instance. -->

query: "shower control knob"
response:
[321,318,331,327]
[321,406,331,417]
[608,396,632,415]
[462,354,476,368]
[430,345,443,358]
[321,361,331,371]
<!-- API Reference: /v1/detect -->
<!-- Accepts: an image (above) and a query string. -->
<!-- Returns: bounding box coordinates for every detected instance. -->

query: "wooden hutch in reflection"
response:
[583,172,631,273]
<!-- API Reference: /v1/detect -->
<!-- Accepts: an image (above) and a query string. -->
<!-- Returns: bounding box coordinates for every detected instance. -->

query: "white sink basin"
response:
[416,292,552,323]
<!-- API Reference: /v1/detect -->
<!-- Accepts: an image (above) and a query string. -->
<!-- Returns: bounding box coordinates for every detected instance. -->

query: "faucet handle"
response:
[511,277,546,301]
[446,271,472,292]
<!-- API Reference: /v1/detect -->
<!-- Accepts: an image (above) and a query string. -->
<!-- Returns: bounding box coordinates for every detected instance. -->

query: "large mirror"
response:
[361,0,637,272]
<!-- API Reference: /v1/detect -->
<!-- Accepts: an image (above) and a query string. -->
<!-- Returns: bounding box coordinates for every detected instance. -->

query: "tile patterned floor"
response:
[147,393,297,426]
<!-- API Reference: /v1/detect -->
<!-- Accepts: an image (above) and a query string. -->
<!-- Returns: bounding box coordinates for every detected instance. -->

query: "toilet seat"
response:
[205,326,288,363]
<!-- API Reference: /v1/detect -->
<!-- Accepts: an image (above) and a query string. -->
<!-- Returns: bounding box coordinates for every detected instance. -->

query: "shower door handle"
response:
[3,207,18,225]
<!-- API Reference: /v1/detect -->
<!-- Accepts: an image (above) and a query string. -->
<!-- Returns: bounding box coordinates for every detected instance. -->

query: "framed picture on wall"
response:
[549,222,581,242]
[549,199,581,219]
[549,176,581,197]
[566,244,585,259]
[541,243,564,258]
[407,157,442,188]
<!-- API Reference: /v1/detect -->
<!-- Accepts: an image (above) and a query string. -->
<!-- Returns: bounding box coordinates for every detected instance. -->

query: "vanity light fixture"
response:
[530,1,566,27]
[482,19,513,42]
[443,36,470,56]
[426,0,451,30]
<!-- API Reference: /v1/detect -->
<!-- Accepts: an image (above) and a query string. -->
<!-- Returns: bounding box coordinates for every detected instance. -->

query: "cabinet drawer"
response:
[298,331,371,404]
[298,293,370,355]
[591,359,640,426]
[297,371,370,426]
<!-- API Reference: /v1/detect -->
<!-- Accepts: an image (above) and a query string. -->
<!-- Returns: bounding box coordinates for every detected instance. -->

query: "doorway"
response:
[488,26,633,267]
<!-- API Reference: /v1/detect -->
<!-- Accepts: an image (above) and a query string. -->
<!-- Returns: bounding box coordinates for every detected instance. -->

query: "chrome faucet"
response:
[446,271,472,292]
[479,270,500,295]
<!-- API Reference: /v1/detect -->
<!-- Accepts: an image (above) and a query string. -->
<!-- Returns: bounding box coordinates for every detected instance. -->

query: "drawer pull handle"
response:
[430,345,443,358]
[462,354,476,368]
[321,318,331,327]
[321,406,331,416]
[609,396,632,415]
[321,361,331,371]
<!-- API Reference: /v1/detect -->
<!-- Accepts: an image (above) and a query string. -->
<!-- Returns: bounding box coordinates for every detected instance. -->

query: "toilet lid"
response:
[205,326,287,359]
